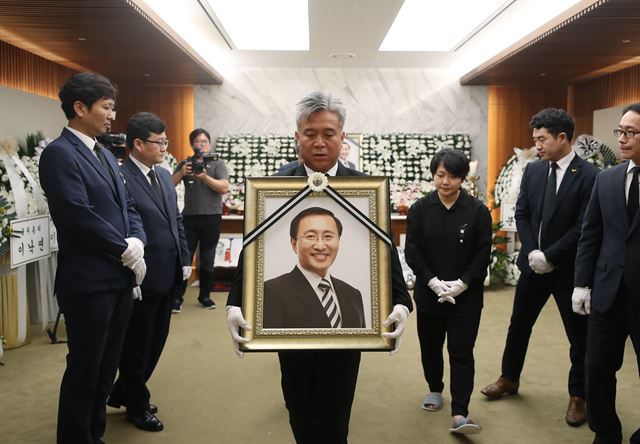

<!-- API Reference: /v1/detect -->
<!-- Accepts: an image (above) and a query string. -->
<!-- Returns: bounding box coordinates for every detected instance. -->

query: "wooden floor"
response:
[1,287,639,444]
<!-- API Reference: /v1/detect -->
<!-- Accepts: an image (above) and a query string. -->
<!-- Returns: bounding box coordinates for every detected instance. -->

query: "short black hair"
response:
[126,112,166,149]
[59,72,117,120]
[289,207,343,239]
[529,108,574,142]
[622,103,640,116]
[429,149,470,179]
[189,128,211,146]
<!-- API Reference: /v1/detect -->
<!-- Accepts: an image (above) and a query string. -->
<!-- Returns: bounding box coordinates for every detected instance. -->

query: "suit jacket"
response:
[515,154,598,281]
[575,162,640,312]
[227,161,413,314]
[263,266,365,328]
[39,128,146,297]
[120,159,190,296]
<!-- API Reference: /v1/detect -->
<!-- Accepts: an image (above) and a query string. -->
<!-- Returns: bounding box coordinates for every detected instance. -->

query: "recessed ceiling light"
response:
[330,52,356,59]
[206,0,309,50]
[144,73,150,77]
[78,37,86,41]
[622,39,631,44]
[540,73,547,77]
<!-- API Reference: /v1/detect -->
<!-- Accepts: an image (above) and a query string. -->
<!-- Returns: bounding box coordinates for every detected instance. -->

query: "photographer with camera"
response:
[172,128,229,311]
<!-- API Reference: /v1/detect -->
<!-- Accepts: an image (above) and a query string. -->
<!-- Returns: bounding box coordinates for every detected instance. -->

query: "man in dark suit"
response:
[481,108,599,427]
[573,103,640,444]
[263,207,365,329]
[39,72,147,444]
[226,91,413,444]
[106,112,191,432]
[339,141,357,170]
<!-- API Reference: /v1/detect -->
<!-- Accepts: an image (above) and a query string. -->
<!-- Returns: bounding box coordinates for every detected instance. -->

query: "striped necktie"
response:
[318,278,341,328]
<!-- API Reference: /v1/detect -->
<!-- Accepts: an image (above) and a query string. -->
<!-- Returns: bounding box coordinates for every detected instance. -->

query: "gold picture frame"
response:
[240,176,393,351]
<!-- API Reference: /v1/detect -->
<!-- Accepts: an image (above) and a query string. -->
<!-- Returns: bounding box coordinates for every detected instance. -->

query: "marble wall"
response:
[195,67,488,189]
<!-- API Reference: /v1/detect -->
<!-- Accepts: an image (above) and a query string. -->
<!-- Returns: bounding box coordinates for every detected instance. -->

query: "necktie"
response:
[628,166,639,223]
[318,278,341,328]
[94,143,116,182]
[540,162,558,249]
[147,169,163,205]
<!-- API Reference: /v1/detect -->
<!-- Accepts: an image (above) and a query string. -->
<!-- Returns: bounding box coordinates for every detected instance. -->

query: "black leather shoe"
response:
[107,397,158,414]
[126,411,164,432]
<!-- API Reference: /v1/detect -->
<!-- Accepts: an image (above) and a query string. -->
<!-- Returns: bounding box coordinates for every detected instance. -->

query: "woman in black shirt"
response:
[405,149,492,434]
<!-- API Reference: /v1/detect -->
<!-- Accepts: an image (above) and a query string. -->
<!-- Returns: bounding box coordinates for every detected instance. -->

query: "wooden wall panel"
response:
[0,40,76,99]
[572,64,640,135]
[487,85,567,215]
[110,84,194,162]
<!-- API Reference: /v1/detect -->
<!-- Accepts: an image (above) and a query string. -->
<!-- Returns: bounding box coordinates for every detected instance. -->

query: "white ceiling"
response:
[137,0,591,79]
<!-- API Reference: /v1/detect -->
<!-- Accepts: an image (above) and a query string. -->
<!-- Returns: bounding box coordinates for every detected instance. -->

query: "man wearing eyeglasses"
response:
[108,112,191,432]
[172,128,229,311]
[263,207,365,329]
[573,103,640,444]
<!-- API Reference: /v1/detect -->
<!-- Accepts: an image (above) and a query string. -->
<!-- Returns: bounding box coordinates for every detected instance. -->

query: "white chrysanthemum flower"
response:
[307,172,329,192]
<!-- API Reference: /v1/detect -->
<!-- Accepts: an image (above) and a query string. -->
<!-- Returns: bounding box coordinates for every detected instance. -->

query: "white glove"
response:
[225,306,252,358]
[132,286,142,301]
[128,257,147,285]
[428,277,451,296]
[121,237,144,268]
[528,250,554,274]
[437,295,457,305]
[441,279,469,299]
[572,287,591,315]
[382,304,410,356]
[182,266,192,281]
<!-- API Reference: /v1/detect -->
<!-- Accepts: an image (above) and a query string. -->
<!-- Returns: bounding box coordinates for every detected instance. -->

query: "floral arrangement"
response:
[215,133,473,213]
[216,135,298,185]
[0,138,40,217]
[0,194,17,256]
[160,151,184,207]
[389,181,434,213]
[361,133,472,211]
[222,182,245,214]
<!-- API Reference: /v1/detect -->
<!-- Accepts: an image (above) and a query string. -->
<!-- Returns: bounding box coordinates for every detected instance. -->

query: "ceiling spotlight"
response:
[78,37,86,41]
[540,72,547,77]
[144,73,150,77]
[622,39,631,44]
[330,52,356,59]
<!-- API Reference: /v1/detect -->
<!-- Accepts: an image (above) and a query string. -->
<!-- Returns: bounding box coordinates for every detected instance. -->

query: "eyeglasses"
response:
[613,129,640,139]
[297,234,337,244]
[143,139,169,147]
[193,139,210,146]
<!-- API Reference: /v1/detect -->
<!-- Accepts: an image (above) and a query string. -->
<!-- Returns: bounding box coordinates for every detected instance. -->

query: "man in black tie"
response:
[108,112,191,431]
[481,108,599,427]
[39,72,147,444]
[225,91,413,444]
[573,103,640,444]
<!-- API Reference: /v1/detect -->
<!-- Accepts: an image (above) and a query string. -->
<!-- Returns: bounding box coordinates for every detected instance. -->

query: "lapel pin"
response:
[571,168,577,173]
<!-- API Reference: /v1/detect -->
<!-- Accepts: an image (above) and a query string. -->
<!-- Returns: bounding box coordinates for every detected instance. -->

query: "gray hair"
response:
[295,91,346,129]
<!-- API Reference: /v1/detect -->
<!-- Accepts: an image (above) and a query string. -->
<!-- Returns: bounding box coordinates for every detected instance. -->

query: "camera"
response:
[182,148,220,175]
[96,133,126,161]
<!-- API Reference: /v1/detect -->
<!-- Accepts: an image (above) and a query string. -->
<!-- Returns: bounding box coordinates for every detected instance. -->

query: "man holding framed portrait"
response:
[226,91,412,444]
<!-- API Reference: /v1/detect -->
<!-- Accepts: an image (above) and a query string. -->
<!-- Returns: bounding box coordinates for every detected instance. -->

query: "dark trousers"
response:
[501,272,587,398]
[587,283,640,444]
[179,214,221,301]
[278,350,361,444]
[417,310,481,417]
[56,288,133,444]
[111,289,173,416]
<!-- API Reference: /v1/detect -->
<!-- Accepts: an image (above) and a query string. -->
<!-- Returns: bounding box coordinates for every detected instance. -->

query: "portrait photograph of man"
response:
[261,199,373,330]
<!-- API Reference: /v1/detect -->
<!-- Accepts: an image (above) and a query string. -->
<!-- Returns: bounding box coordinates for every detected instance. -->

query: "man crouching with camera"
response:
[172,128,229,311]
